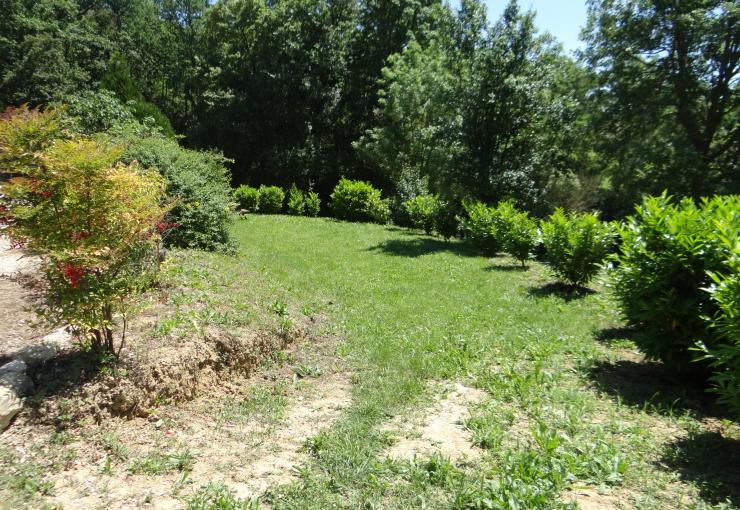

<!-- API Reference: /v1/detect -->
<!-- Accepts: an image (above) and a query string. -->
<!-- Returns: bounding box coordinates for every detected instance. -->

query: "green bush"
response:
[258,185,285,214]
[541,208,614,286]
[62,90,135,134]
[460,201,504,255]
[119,136,234,252]
[403,194,443,235]
[610,194,739,371]
[330,178,389,224]
[233,185,259,213]
[699,241,740,417]
[435,199,461,240]
[305,191,321,217]
[287,184,305,215]
[496,201,538,267]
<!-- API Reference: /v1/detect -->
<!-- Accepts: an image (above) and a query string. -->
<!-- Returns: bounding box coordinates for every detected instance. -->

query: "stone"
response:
[14,343,57,370]
[0,359,33,396]
[42,327,73,350]
[0,386,22,431]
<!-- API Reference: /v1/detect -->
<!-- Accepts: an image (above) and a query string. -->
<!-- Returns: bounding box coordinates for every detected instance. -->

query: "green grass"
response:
[180,215,736,510]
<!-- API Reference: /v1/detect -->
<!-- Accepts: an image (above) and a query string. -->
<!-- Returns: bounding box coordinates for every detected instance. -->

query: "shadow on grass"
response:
[587,359,725,418]
[527,282,596,302]
[367,237,478,258]
[485,263,528,272]
[662,431,740,506]
[593,326,639,346]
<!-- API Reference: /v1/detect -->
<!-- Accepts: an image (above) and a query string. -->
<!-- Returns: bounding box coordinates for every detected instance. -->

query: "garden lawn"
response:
[224,215,738,509]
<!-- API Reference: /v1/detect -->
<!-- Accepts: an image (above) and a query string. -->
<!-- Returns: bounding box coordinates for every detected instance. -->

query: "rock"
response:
[42,327,73,350]
[0,386,22,431]
[0,359,33,396]
[14,343,57,370]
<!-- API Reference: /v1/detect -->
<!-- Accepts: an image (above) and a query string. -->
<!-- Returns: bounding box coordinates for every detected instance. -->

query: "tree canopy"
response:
[0,0,736,216]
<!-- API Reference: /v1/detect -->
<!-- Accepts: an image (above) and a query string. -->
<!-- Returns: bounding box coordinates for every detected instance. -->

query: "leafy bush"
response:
[435,199,462,240]
[119,136,234,252]
[0,107,168,354]
[541,208,614,286]
[699,241,740,417]
[403,194,443,235]
[496,201,538,267]
[330,178,389,224]
[287,184,305,215]
[258,185,285,214]
[460,201,504,255]
[305,191,321,217]
[610,194,739,371]
[234,185,259,213]
[63,90,135,134]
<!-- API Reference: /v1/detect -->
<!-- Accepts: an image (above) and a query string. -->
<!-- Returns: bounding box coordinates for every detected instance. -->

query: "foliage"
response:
[495,201,538,267]
[355,38,462,198]
[0,106,167,354]
[403,194,443,235]
[119,135,234,252]
[434,199,462,240]
[304,191,321,217]
[583,0,739,212]
[233,185,260,213]
[696,222,740,417]
[258,186,285,214]
[186,482,258,510]
[610,194,740,371]
[541,209,614,287]
[287,184,306,216]
[62,90,135,135]
[330,178,389,224]
[460,201,503,256]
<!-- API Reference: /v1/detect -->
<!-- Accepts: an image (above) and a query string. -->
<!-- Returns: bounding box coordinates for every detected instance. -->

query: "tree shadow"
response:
[587,359,725,418]
[485,263,528,272]
[661,431,740,506]
[593,326,639,347]
[366,237,478,258]
[25,349,110,411]
[527,282,596,302]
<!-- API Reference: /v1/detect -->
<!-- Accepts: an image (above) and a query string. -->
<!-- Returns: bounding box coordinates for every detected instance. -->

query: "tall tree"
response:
[583,0,739,211]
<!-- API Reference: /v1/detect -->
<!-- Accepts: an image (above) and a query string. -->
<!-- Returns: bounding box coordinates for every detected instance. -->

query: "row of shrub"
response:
[234,184,321,217]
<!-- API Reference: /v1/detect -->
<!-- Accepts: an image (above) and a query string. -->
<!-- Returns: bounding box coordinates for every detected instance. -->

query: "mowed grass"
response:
[218,215,738,510]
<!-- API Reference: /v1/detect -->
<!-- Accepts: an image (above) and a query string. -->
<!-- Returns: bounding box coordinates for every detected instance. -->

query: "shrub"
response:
[0,107,168,354]
[258,185,285,214]
[305,191,321,217]
[403,194,443,235]
[435,199,462,240]
[287,184,305,215]
[460,201,504,255]
[699,240,740,417]
[234,185,259,213]
[119,136,234,252]
[330,178,389,224]
[63,90,135,134]
[541,208,614,286]
[610,194,739,371]
[496,201,538,267]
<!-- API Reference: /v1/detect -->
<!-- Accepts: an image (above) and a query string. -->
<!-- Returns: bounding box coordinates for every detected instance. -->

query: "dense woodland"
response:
[1,0,737,218]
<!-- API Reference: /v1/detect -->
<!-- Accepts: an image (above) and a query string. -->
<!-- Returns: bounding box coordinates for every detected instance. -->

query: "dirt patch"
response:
[0,237,47,359]
[384,383,486,462]
[1,348,352,509]
[565,488,629,510]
